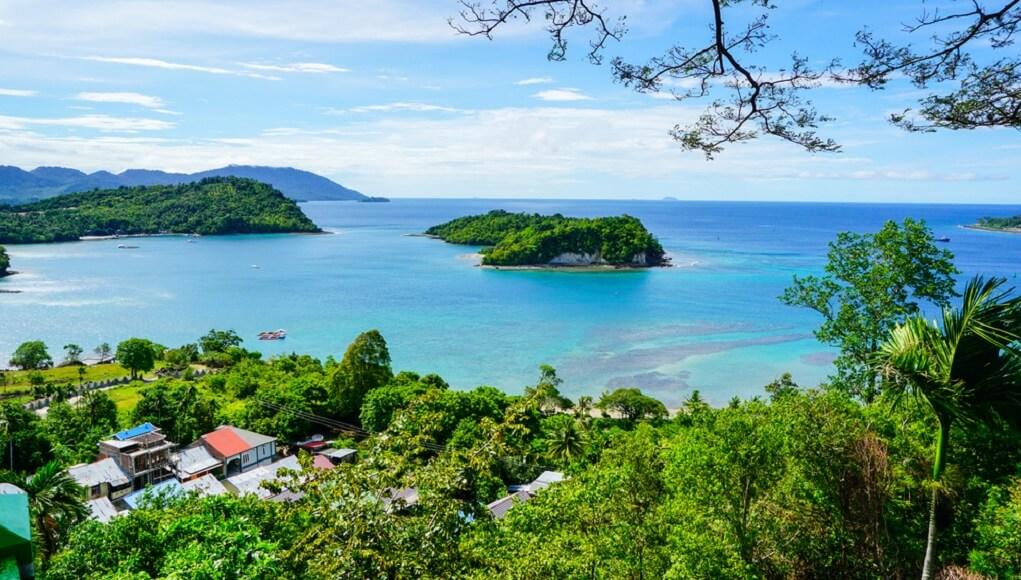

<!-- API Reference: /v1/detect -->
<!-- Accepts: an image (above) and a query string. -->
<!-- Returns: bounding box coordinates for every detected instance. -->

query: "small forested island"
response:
[0,244,9,276]
[0,177,321,244]
[971,214,1021,233]
[426,210,668,268]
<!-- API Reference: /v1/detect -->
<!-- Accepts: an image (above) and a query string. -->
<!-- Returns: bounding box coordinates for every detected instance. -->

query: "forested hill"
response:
[0,164,369,203]
[0,177,321,244]
[426,210,667,267]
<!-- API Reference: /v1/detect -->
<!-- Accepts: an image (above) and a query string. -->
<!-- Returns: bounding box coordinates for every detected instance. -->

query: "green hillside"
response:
[0,177,321,244]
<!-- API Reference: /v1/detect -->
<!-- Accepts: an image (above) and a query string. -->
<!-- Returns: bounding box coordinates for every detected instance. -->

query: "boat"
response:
[251,264,261,269]
[936,236,951,243]
[117,244,139,249]
[257,329,287,340]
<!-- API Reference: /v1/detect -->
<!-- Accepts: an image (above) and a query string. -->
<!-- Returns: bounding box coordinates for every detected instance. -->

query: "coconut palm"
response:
[874,276,1021,580]
[545,420,586,465]
[0,461,89,561]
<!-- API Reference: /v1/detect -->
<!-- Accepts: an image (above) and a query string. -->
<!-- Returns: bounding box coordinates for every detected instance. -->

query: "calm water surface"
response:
[3,199,1021,405]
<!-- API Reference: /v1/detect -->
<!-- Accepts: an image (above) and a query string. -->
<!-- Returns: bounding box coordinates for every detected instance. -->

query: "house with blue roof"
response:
[0,483,33,579]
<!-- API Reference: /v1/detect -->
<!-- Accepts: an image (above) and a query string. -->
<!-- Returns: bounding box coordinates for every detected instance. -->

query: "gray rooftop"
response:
[172,444,221,477]
[318,448,356,460]
[68,458,131,488]
[487,489,533,520]
[224,455,299,499]
[181,474,228,497]
[86,497,119,523]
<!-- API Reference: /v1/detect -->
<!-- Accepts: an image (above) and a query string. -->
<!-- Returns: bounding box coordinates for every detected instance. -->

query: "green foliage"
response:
[0,244,9,275]
[976,214,1021,231]
[132,381,218,444]
[45,391,118,464]
[61,343,82,366]
[781,218,958,397]
[596,387,668,421]
[0,177,320,243]
[0,460,88,561]
[9,340,53,370]
[115,338,157,379]
[970,479,1021,578]
[46,494,289,579]
[329,330,393,420]
[875,275,1021,577]
[426,210,666,266]
[199,328,242,354]
[0,401,53,473]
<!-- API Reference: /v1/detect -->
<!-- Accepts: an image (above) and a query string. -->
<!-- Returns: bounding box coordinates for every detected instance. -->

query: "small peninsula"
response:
[426,210,668,268]
[0,177,321,244]
[969,214,1021,234]
[0,244,9,276]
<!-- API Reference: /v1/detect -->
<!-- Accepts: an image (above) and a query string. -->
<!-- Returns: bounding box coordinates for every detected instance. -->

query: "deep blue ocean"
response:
[3,199,1021,405]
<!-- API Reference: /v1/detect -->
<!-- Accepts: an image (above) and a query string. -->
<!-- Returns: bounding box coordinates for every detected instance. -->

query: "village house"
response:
[97,423,176,490]
[197,425,277,477]
[67,457,132,501]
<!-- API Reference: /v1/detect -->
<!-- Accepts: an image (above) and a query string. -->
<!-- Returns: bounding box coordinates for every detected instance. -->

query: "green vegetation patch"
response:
[0,244,9,275]
[0,176,321,244]
[426,210,667,266]
[975,215,1021,231]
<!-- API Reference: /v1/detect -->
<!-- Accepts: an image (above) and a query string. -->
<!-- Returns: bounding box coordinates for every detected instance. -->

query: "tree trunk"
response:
[921,418,950,580]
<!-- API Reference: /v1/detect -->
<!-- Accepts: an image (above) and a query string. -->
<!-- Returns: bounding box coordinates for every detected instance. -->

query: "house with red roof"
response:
[197,425,277,477]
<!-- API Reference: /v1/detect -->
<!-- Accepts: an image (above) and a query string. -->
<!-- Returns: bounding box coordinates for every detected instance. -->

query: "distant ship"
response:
[936,236,951,243]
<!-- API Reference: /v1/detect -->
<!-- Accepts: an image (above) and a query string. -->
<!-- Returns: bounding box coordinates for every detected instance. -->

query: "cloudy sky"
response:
[0,0,1017,202]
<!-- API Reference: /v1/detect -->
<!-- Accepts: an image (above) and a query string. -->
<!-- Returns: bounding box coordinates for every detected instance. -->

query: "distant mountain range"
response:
[0,165,371,203]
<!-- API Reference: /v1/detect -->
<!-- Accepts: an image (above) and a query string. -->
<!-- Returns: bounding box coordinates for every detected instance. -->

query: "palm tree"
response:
[0,461,89,561]
[545,420,586,465]
[874,276,1021,580]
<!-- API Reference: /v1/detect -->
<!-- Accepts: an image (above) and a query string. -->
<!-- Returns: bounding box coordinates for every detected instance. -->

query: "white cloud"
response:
[75,91,166,109]
[0,104,1015,201]
[330,102,461,114]
[239,62,350,74]
[0,88,36,97]
[532,88,594,102]
[82,56,280,80]
[515,77,553,86]
[0,114,174,132]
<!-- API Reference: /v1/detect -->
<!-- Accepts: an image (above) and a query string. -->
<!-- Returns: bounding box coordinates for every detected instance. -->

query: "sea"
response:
[3,199,1021,406]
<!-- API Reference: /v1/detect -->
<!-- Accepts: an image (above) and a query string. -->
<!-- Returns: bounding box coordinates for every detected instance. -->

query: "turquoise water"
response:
[3,199,1021,405]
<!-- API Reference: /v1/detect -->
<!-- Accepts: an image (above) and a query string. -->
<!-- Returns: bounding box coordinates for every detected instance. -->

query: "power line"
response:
[254,399,447,452]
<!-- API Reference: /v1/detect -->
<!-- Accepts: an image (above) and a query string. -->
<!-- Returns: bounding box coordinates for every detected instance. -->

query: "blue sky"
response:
[0,0,1017,202]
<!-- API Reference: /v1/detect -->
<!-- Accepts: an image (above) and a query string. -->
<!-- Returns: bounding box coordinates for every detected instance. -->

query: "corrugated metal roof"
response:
[171,445,221,477]
[114,422,157,441]
[487,490,533,520]
[68,458,130,488]
[123,479,184,510]
[86,497,119,523]
[224,455,299,499]
[181,474,227,497]
[318,448,356,461]
[201,426,274,458]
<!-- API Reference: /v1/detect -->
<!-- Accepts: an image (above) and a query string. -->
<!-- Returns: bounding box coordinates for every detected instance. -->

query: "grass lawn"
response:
[1,363,132,392]
[106,383,146,425]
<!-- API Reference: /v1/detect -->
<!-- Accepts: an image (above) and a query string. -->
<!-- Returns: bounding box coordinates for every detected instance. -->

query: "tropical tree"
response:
[116,338,157,379]
[61,344,83,366]
[93,342,112,363]
[544,417,586,465]
[597,388,668,422]
[9,341,52,370]
[874,276,1021,580]
[329,330,393,420]
[0,461,88,561]
[782,219,957,399]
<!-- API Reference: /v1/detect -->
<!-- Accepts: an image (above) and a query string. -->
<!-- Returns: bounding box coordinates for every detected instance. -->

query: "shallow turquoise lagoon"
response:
[3,199,1020,405]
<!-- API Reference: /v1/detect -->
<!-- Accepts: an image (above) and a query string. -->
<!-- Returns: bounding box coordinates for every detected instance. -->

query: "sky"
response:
[0,0,1018,203]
